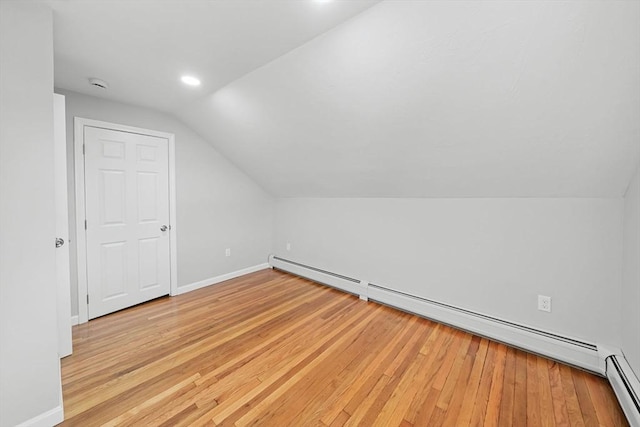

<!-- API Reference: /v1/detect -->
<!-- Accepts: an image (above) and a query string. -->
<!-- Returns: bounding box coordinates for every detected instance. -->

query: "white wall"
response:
[55,89,274,316]
[622,165,640,379]
[274,198,623,347]
[0,2,63,426]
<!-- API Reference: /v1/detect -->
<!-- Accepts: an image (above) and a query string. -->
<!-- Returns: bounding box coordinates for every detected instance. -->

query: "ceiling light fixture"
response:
[181,75,201,86]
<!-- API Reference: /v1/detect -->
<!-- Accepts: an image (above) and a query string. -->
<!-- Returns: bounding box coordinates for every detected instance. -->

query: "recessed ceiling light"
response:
[314,0,333,3]
[181,75,201,86]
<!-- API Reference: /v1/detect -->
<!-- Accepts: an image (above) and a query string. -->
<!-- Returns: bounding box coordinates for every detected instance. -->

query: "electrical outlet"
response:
[286,242,291,251]
[225,248,231,257]
[538,295,551,312]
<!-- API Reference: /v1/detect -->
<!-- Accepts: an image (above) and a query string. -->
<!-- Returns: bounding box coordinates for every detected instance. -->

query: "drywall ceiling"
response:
[52,1,640,198]
[50,0,380,112]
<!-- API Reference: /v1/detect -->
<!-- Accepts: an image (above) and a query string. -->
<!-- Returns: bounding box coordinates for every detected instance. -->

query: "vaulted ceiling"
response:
[52,0,640,198]
[50,0,380,112]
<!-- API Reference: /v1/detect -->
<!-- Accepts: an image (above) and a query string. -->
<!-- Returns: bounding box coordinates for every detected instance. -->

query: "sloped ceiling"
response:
[50,0,380,112]
[53,1,640,198]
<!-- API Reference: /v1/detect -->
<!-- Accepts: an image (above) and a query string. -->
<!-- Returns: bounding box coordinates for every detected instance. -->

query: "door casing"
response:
[74,117,177,324]
[55,93,72,357]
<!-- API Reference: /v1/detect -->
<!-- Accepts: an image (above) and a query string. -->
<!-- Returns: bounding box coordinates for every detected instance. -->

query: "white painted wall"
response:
[622,165,640,379]
[274,198,623,347]
[0,2,63,426]
[55,89,274,316]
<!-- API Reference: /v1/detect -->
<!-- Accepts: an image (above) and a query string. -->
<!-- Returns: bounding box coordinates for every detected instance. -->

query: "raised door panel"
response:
[100,241,127,300]
[100,170,127,226]
[138,238,159,290]
[137,172,158,224]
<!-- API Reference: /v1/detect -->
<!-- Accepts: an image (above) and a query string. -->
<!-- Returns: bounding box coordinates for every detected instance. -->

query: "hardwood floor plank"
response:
[192,293,351,387]
[318,314,417,425]
[454,338,490,426]
[65,288,323,417]
[342,374,391,427]
[432,334,476,413]
[240,308,401,427]
[59,269,628,427]
[583,372,617,427]
[548,360,570,427]
[378,326,456,426]
[484,343,508,426]
[527,352,543,427]
[101,374,201,427]
[436,338,479,426]
[292,311,409,426]
[498,346,516,427]
[339,318,424,417]
[469,340,498,426]
[193,302,367,421]
[572,370,601,427]
[372,352,431,427]
[558,363,586,427]
[328,410,350,427]
[410,331,472,425]
[344,325,436,426]
[538,356,556,427]
[513,350,529,426]
[65,278,322,387]
[218,307,382,425]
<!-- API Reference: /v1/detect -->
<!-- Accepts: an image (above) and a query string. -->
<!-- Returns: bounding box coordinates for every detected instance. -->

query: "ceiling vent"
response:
[88,78,109,89]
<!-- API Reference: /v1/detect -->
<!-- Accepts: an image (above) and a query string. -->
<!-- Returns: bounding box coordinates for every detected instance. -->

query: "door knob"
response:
[55,237,65,248]
[160,225,168,232]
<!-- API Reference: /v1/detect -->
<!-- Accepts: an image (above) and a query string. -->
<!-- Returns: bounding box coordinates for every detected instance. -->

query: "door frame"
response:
[74,117,178,324]
[55,94,72,357]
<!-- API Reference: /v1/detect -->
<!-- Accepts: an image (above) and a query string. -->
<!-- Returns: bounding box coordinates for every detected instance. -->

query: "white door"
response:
[84,126,171,319]
[54,94,72,357]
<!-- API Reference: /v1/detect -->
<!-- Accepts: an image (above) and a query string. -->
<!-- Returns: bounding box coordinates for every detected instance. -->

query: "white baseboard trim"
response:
[70,315,79,326]
[269,255,602,374]
[16,405,64,427]
[173,263,270,296]
[607,354,640,426]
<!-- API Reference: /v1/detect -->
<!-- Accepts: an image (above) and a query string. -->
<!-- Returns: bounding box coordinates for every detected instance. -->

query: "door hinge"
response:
[86,294,89,304]
[84,219,87,230]
[82,144,85,155]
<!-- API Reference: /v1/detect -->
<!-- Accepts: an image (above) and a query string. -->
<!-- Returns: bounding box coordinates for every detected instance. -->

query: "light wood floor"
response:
[61,269,627,426]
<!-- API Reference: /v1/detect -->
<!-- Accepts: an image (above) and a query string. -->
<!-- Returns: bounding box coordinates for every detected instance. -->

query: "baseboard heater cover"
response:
[367,283,601,373]
[270,255,366,297]
[607,355,640,427]
[269,255,601,374]
[368,283,596,351]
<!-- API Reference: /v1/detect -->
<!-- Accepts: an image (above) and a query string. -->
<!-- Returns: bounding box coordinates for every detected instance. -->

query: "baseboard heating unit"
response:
[270,255,367,299]
[607,355,640,427]
[269,255,606,373]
